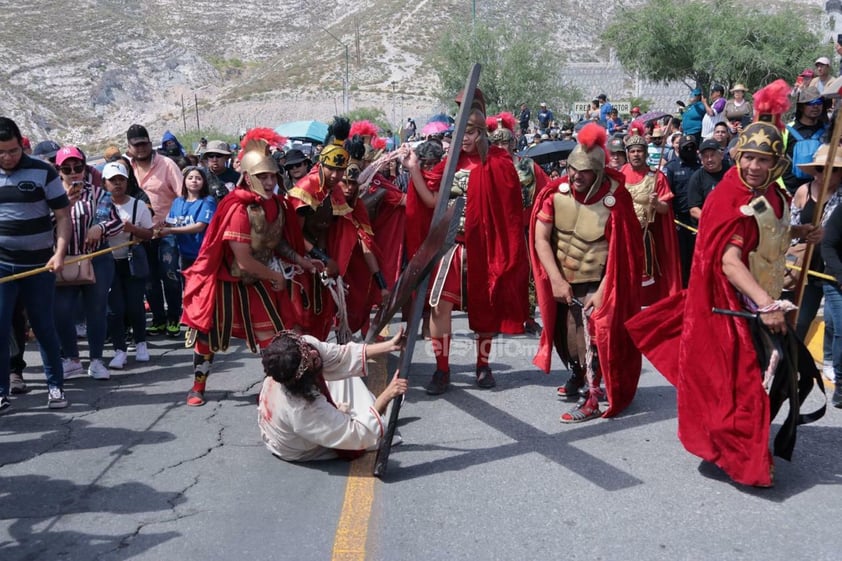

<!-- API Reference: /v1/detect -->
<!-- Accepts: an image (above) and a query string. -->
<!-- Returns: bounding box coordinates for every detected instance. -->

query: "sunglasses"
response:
[285,161,306,169]
[205,153,226,159]
[806,99,825,106]
[59,163,85,174]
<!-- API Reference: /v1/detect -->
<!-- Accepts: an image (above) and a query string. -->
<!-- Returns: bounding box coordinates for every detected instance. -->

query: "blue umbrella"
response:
[274,120,329,143]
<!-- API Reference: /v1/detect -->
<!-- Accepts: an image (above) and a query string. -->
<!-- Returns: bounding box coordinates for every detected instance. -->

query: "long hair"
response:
[261,335,320,402]
[180,166,210,199]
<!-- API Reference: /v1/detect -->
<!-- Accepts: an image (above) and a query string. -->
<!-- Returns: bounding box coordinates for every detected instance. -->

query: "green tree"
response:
[433,22,579,116]
[603,0,825,93]
[342,107,390,134]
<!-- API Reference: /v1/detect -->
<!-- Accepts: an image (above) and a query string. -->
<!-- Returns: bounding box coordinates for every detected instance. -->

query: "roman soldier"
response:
[180,128,318,407]
[627,80,823,486]
[287,117,357,339]
[407,88,529,395]
[620,134,682,305]
[530,122,643,422]
[487,111,549,335]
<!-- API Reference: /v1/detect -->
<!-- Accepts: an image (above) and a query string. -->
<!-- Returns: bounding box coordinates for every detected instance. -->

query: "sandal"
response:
[186,390,206,407]
[560,400,601,423]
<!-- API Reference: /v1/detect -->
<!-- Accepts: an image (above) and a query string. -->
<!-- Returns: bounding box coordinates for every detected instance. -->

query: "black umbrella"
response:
[519,139,577,165]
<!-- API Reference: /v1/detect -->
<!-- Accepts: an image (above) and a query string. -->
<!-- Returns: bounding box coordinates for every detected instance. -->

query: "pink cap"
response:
[55,145,85,166]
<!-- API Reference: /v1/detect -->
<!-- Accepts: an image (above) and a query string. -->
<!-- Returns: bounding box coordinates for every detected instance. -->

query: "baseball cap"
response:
[689,88,702,97]
[55,145,85,166]
[631,106,641,114]
[816,56,831,66]
[126,124,151,145]
[679,135,698,150]
[32,140,61,161]
[699,139,722,152]
[102,161,129,180]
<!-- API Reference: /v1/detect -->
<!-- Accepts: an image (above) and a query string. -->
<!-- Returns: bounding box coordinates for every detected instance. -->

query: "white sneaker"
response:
[62,358,85,379]
[88,359,111,380]
[135,342,150,362]
[109,350,128,370]
[823,364,835,384]
[47,386,69,409]
[75,323,87,339]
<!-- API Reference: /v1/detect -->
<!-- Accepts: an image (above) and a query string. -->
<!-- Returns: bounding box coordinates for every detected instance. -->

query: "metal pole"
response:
[194,93,200,131]
[344,44,350,113]
[181,94,187,134]
[323,28,350,114]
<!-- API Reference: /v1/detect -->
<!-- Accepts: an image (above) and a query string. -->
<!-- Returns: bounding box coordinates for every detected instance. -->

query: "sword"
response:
[372,63,482,478]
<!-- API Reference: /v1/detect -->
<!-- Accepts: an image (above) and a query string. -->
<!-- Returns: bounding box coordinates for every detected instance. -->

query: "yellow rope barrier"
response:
[673,218,835,282]
[0,241,137,285]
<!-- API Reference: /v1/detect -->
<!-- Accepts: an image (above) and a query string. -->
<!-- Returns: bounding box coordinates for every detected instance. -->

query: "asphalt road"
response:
[1,311,841,561]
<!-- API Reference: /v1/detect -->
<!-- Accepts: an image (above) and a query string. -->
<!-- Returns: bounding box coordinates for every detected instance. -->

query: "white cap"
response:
[102,161,128,180]
[816,56,831,66]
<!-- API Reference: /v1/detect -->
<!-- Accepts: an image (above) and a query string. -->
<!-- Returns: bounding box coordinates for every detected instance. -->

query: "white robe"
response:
[257,337,385,461]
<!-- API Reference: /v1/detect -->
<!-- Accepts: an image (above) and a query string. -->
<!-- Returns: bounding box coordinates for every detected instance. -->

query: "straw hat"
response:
[797,144,842,175]
[730,84,747,93]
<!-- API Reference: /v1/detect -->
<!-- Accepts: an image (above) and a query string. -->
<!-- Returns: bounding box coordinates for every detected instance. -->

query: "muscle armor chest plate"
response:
[625,173,656,228]
[551,180,619,284]
[229,201,285,284]
[747,194,790,300]
[450,168,471,234]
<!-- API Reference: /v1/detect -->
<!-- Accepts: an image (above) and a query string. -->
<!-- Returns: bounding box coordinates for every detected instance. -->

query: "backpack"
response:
[786,125,824,179]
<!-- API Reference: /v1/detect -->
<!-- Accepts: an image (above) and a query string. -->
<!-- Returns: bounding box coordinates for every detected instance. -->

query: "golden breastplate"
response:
[625,173,656,228]
[746,194,790,300]
[450,168,471,233]
[550,180,618,284]
[229,202,284,284]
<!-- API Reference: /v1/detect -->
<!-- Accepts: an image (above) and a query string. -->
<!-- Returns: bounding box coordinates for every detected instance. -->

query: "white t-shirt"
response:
[111,197,153,259]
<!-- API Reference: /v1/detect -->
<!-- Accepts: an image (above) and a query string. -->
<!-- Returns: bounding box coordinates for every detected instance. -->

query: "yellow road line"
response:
[332,337,390,561]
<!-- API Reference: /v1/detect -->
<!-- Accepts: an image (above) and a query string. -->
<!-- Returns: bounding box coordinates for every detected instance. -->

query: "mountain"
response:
[0,0,827,149]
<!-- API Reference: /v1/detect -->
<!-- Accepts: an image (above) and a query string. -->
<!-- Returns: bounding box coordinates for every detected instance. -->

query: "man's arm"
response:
[47,206,71,272]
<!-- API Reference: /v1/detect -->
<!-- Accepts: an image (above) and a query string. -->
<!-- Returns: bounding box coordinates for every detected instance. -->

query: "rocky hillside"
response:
[0,0,827,148]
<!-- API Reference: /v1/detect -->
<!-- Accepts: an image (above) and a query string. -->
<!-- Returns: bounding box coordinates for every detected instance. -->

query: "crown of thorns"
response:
[270,330,316,379]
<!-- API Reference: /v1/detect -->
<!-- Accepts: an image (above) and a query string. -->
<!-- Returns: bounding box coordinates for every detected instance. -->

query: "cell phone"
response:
[69,181,83,195]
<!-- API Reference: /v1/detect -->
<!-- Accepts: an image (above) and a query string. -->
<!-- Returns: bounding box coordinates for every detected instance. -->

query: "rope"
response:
[322,273,352,344]
[673,218,835,282]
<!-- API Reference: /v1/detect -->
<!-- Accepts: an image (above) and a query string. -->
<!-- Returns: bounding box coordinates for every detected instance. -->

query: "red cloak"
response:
[181,187,304,338]
[529,168,644,417]
[367,174,406,287]
[620,165,682,305]
[626,166,788,486]
[429,146,529,333]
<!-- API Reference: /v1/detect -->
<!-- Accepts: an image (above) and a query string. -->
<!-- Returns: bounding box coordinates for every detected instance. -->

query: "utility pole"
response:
[323,28,350,114]
[391,81,397,127]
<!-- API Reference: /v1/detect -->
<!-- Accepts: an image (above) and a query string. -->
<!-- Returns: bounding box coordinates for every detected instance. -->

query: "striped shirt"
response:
[66,182,124,256]
[0,154,69,267]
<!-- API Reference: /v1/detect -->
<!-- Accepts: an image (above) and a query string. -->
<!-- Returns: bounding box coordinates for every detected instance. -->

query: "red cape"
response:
[530,169,644,417]
[367,174,406,287]
[620,165,682,305]
[626,166,787,486]
[181,188,304,334]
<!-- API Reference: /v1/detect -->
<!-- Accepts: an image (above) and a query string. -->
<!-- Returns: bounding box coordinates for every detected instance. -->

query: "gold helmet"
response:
[567,122,608,197]
[319,117,351,169]
[237,128,285,197]
[734,79,791,187]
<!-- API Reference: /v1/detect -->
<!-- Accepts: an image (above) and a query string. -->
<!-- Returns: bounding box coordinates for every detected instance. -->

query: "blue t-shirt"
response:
[166,196,216,259]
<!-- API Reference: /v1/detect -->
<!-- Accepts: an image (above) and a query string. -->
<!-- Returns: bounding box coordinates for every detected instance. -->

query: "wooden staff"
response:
[0,241,137,285]
[793,99,842,308]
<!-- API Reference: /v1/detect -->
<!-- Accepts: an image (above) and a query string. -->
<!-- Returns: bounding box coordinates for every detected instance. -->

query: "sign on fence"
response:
[573,101,632,115]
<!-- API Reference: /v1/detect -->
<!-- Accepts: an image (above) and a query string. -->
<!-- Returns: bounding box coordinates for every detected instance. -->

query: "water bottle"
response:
[95,192,112,222]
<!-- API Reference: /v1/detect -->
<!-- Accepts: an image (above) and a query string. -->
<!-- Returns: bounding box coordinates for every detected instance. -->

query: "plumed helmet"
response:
[237,128,286,196]
[734,79,791,186]
[319,117,351,169]
[567,122,607,174]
